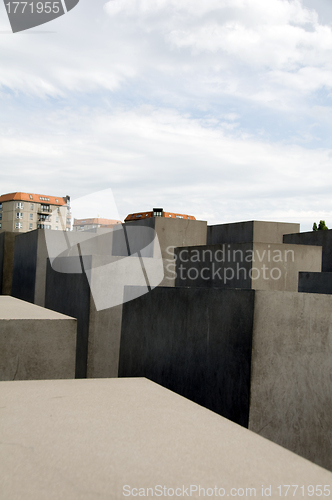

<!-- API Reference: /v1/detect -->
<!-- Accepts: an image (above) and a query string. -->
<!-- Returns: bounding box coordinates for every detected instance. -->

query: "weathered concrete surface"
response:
[2,378,331,500]
[0,232,17,295]
[299,271,332,294]
[119,286,255,427]
[249,291,332,471]
[208,220,300,245]
[174,242,321,292]
[45,258,91,379]
[123,217,207,286]
[11,229,48,306]
[0,296,76,381]
[284,229,332,271]
[45,255,124,379]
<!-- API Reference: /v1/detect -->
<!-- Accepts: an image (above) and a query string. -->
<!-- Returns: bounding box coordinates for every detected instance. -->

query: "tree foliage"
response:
[313,220,328,231]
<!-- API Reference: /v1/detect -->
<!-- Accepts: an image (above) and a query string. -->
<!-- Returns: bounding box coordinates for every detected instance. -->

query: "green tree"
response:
[313,222,318,231]
[318,220,329,230]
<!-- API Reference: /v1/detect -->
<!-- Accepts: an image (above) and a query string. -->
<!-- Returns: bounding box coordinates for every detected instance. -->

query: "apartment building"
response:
[0,192,71,233]
[125,208,196,222]
[73,217,122,232]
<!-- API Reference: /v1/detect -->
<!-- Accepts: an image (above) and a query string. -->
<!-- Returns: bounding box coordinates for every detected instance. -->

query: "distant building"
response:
[125,208,196,222]
[0,192,71,233]
[73,217,122,232]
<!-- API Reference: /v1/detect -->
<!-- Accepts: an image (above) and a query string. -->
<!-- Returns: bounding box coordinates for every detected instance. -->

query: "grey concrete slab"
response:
[45,257,91,379]
[174,242,321,292]
[284,229,332,271]
[1,378,331,500]
[298,271,332,294]
[249,291,332,471]
[119,286,332,471]
[0,296,76,381]
[0,232,17,295]
[119,286,255,427]
[11,229,46,306]
[123,218,208,286]
[208,220,300,245]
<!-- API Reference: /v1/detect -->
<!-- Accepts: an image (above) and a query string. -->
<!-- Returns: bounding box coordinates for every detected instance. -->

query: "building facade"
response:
[72,217,122,232]
[125,208,196,222]
[0,192,71,233]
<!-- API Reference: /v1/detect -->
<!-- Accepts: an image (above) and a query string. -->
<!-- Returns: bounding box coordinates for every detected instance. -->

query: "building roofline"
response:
[0,192,67,206]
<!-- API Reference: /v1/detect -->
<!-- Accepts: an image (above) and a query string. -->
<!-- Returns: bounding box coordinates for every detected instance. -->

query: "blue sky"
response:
[1,0,332,229]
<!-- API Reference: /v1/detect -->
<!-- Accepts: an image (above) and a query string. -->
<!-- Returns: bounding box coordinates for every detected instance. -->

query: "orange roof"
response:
[125,210,196,222]
[73,218,122,226]
[0,192,67,206]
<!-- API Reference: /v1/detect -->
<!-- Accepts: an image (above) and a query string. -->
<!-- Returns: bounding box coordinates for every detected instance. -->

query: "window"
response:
[55,226,58,230]
[29,223,33,230]
[40,204,50,212]
[0,203,2,210]
[30,213,33,220]
[57,207,60,213]
[16,202,24,209]
[0,223,1,229]
[56,217,59,223]
[30,204,34,210]
[56,199,59,203]
[39,215,50,222]
[15,222,22,229]
[29,195,33,199]
[67,218,71,225]
[153,208,163,217]
[16,212,23,219]
[0,214,2,220]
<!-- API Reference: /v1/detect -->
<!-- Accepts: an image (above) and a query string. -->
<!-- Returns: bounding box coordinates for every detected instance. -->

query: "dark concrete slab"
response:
[119,286,255,427]
[0,232,18,295]
[208,221,300,245]
[45,257,91,379]
[298,271,332,294]
[11,230,39,304]
[284,229,332,271]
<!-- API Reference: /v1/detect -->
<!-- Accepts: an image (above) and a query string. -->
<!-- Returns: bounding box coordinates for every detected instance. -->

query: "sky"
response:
[0,0,332,229]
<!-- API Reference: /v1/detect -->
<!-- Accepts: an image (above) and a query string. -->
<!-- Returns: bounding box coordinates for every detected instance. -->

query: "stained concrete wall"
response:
[122,218,208,286]
[0,232,18,295]
[207,220,300,245]
[0,296,76,381]
[174,242,321,292]
[298,271,332,294]
[119,286,255,427]
[45,257,91,379]
[119,286,332,471]
[11,229,47,306]
[249,290,332,471]
[2,378,331,500]
[284,229,332,271]
[45,254,125,379]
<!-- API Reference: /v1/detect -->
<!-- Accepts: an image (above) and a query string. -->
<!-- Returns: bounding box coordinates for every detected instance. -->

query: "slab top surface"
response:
[0,296,75,320]
[0,377,331,499]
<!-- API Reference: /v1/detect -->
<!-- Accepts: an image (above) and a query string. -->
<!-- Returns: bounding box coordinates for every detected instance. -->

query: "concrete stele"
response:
[0,378,331,500]
[0,296,77,381]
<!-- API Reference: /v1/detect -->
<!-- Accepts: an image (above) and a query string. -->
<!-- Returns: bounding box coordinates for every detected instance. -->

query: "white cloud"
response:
[1,104,331,230]
[1,0,332,230]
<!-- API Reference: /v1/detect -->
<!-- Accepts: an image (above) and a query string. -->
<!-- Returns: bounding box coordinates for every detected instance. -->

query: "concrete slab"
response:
[119,286,255,427]
[249,290,332,471]
[0,231,17,295]
[298,271,332,294]
[284,229,332,271]
[174,242,322,292]
[0,296,76,381]
[119,287,332,471]
[208,221,300,245]
[0,378,331,500]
